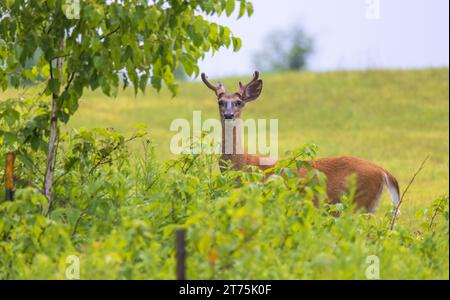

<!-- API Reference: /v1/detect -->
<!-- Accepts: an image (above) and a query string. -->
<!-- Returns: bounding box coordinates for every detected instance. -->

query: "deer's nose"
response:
[224,113,234,120]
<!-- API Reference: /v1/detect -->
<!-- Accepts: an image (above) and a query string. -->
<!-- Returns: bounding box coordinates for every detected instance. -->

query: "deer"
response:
[201,70,400,213]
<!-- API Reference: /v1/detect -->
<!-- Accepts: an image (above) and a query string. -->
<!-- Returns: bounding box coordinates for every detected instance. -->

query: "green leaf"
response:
[238,0,246,19]
[209,23,219,41]
[67,208,82,226]
[41,64,50,78]
[35,215,47,228]
[3,108,19,126]
[295,160,304,171]
[283,167,297,178]
[2,131,17,144]
[246,2,254,16]
[168,83,179,96]
[163,67,174,85]
[151,76,162,92]
[48,78,60,94]
[225,0,235,16]
[10,75,20,88]
[139,73,148,94]
[232,37,242,52]
[198,234,212,254]
[179,55,195,76]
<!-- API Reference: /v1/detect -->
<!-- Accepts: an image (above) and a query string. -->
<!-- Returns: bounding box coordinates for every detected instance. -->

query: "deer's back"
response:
[310,156,387,208]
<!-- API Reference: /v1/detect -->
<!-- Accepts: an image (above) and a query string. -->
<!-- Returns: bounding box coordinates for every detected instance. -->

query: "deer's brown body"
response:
[201,71,400,213]
[307,156,399,211]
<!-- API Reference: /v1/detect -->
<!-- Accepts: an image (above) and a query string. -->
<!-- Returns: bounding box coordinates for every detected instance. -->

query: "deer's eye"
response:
[235,100,243,107]
[218,100,225,107]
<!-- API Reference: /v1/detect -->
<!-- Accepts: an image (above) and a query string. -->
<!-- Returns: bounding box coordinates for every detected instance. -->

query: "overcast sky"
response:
[198,0,449,78]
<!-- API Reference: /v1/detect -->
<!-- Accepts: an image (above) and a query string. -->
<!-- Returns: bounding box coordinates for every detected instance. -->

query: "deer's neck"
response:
[219,118,276,172]
[220,118,245,170]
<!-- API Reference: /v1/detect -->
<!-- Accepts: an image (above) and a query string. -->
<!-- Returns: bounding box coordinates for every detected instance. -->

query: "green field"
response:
[68,68,449,227]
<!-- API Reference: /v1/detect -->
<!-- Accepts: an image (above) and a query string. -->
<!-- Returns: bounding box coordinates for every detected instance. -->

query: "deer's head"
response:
[201,71,263,121]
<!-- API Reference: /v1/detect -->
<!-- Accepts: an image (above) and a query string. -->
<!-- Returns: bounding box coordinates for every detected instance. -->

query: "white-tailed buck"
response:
[201,71,400,212]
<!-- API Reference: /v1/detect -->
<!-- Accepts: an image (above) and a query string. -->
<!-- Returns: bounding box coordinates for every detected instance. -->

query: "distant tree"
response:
[253,26,314,72]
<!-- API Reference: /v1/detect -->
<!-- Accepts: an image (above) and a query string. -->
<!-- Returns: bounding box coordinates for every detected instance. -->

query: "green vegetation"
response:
[0,68,448,279]
[69,68,449,219]
[0,0,253,213]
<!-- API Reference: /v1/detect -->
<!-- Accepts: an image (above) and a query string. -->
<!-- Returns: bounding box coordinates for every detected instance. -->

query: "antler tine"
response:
[201,73,226,95]
[201,73,218,91]
[238,70,260,95]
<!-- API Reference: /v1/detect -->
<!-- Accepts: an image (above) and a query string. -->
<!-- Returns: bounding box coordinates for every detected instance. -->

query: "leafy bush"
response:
[0,127,448,279]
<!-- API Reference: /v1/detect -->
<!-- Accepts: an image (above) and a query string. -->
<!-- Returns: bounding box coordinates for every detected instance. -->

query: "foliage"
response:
[0,0,253,97]
[253,25,313,72]
[0,0,254,209]
[0,89,51,192]
[0,128,448,279]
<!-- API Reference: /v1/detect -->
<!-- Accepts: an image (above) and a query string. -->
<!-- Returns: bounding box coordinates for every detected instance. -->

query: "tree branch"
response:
[389,156,429,230]
[428,195,447,231]
[64,71,76,92]
[99,26,121,40]
[50,53,71,61]
[43,39,65,216]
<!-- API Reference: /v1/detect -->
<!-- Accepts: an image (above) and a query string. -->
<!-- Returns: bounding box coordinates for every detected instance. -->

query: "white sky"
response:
[198,0,449,78]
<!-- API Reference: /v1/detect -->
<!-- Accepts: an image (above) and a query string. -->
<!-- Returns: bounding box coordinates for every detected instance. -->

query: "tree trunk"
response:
[43,41,64,215]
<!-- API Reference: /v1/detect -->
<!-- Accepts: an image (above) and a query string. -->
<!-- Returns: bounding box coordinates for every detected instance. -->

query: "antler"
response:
[238,70,260,96]
[201,73,226,96]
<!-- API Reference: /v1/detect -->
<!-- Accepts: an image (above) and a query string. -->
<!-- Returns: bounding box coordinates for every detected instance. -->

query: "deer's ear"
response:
[242,80,263,102]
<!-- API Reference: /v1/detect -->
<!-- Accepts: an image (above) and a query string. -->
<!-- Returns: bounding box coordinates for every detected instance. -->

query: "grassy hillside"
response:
[67,68,449,227]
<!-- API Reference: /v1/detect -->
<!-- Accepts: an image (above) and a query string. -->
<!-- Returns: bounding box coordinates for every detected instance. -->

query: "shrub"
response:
[0,129,448,279]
